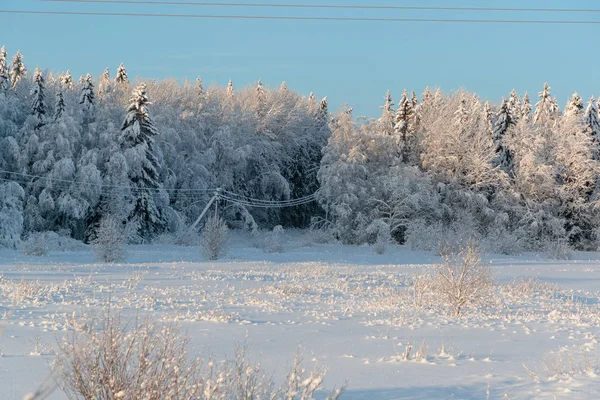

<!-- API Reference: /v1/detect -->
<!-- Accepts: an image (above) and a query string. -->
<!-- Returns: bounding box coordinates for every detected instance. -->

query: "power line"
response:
[0,171,317,206]
[4,9,600,24]
[38,0,600,13]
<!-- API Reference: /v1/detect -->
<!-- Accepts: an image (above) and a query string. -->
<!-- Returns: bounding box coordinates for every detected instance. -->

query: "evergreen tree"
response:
[256,78,266,119]
[483,101,493,135]
[521,92,532,122]
[533,83,555,126]
[422,86,434,105]
[453,91,469,131]
[54,91,66,121]
[80,73,95,109]
[195,76,204,99]
[120,84,168,240]
[394,89,415,162]
[10,51,26,88]
[60,70,74,89]
[584,96,600,159]
[0,46,9,90]
[508,89,521,121]
[98,68,111,98]
[564,92,584,119]
[379,90,395,135]
[226,78,234,97]
[31,68,47,130]
[115,63,129,85]
[410,90,418,108]
[280,81,288,92]
[493,98,515,171]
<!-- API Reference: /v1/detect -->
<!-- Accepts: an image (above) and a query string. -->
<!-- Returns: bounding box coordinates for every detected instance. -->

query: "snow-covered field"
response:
[1,232,600,399]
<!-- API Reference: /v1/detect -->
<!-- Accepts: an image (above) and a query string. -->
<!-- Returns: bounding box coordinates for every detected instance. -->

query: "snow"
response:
[1,231,600,399]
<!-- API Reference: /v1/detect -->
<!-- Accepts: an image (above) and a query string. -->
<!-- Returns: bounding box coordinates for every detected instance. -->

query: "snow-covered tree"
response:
[10,50,26,88]
[521,92,532,122]
[98,68,111,98]
[394,89,416,163]
[493,98,516,172]
[31,68,47,130]
[0,181,25,248]
[379,90,395,135]
[115,63,129,86]
[533,83,556,126]
[54,91,66,121]
[120,84,169,241]
[195,76,204,99]
[226,78,234,97]
[482,101,493,135]
[585,97,600,159]
[564,92,584,120]
[60,70,75,89]
[0,46,9,90]
[80,73,95,109]
[280,81,288,92]
[508,89,521,121]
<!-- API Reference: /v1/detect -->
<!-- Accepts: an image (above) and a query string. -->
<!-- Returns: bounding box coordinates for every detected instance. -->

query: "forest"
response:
[1,46,599,255]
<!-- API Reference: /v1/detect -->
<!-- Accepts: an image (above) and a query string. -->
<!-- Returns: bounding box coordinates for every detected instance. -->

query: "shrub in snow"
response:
[264,225,285,253]
[0,181,25,249]
[201,215,228,260]
[366,220,391,255]
[22,232,54,256]
[542,238,571,260]
[433,241,493,316]
[93,215,127,263]
[56,309,344,400]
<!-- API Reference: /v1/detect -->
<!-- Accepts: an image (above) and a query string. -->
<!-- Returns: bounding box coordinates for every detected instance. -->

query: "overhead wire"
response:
[38,0,600,14]
[3,9,600,24]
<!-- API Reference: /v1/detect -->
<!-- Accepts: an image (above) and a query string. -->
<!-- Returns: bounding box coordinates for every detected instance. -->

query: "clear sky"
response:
[3,0,600,118]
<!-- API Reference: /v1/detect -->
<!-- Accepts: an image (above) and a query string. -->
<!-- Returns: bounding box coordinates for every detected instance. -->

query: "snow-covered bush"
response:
[433,241,493,315]
[0,181,24,249]
[93,215,127,262]
[56,310,345,400]
[22,232,53,256]
[367,219,391,255]
[542,238,571,260]
[264,225,285,253]
[201,215,228,260]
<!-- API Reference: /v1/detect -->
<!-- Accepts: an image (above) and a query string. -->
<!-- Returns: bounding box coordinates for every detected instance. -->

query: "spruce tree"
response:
[533,83,554,125]
[10,51,26,88]
[422,86,434,105]
[521,92,532,122]
[54,91,65,121]
[0,46,9,90]
[195,76,204,99]
[256,78,266,119]
[411,90,418,109]
[564,92,584,119]
[226,78,234,97]
[493,98,515,173]
[453,92,469,131]
[120,84,167,240]
[31,68,46,130]
[394,89,415,162]
[280,81,288,92]
[115,63,129,85]
[483,101,493,135]
[80,73,95,109]
[379,90,395,135]
[508,89,521,121]
[585,96,600,159]
[60,70,74,89]
[494,98,516,141]
[98,68,111,98]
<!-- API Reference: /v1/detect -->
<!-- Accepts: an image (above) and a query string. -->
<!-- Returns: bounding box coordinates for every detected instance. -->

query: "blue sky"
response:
[3,0,599,117]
